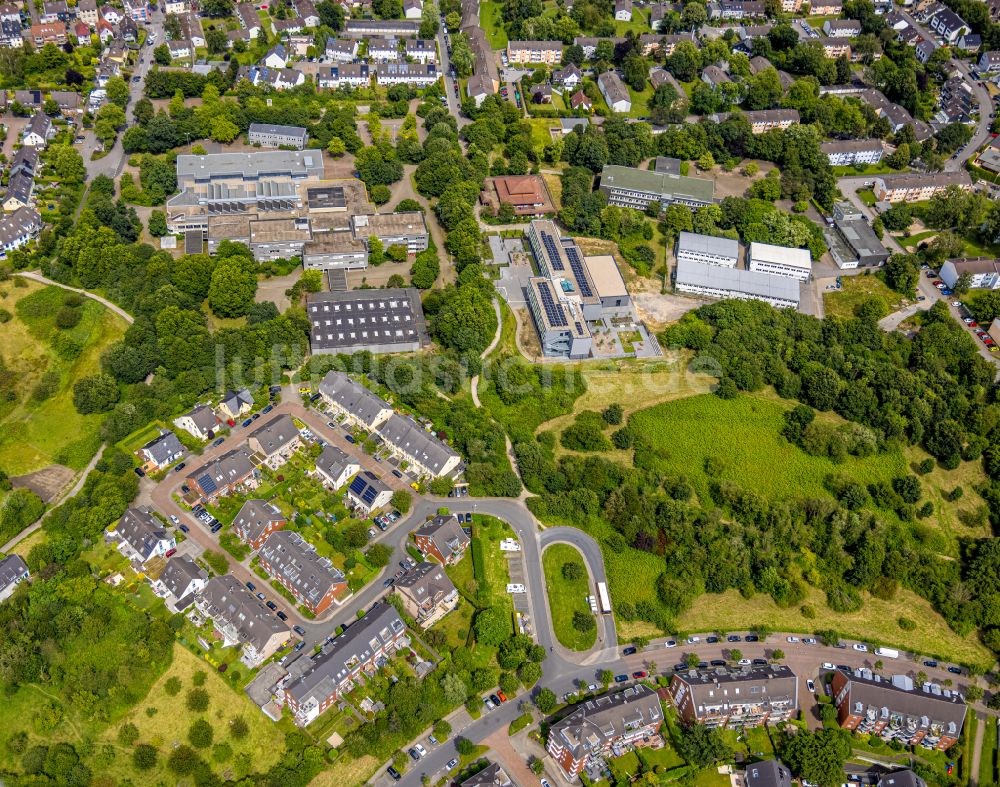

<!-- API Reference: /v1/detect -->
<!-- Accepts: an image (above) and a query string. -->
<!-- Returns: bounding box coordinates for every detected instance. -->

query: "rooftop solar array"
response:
[536,280,567,327]
[564,245,593,297]
[540,231,565,271]
[348,475,377,505]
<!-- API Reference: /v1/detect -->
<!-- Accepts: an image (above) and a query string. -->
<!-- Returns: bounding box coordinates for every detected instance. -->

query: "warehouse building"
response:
[307,289,430,355]
[675,257,801,309]
[748,242,812,281]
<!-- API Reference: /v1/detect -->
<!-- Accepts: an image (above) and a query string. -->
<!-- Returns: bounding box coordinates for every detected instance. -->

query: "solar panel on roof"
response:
[540,231,565,271]
[349,476,366,495]
[564,246,593,297]
[362,485,377,504]
[197,473,217,494]
[536,281,567,327]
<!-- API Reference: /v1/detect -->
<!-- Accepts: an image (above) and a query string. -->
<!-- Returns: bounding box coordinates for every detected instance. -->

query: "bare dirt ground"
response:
[346,260,413,288]
[690,158,778,198]
[12,465,74,502]
[513,305,542,360]
[255,270,300,311]
[632,291,709,332]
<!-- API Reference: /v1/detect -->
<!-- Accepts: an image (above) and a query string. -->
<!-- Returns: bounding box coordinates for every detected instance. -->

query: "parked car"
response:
[293,625,306,636]
[266,601,277,610]
[251,413,261,421]
[633,671,647,678]
[752,658,767,665]
[210,522,222,533]
[614,674,628,682]
[212,437,224,447]
[261,404,273,414]
[179,524,189,533]
[687,636,700,644]
[446,758,459,770]
[822,662,835,670]
[412,744,426,758]
[710,660,726,667]
[706,636,719,644]
[948,666,963,675]
[346,435,356,444]
[727,635,741,642]
[738,659,751,666]
[246,581,256,592]
[744,635,759,642]
[803,637,817,645]
[853,643,868,652]
[497,691,507,702]
[276,611,288,621]
[483,697,495,709]
[134,467,146,477]
[489,694,501,706]
[664,639,677,648]
[165,548,177,557]
[173,462,186,473]
[623,646,637,655]
[392,469,403,478]
[387,767,401,781]
[169,515,179,524]
[807,679,816,692]
[924,660,938,667]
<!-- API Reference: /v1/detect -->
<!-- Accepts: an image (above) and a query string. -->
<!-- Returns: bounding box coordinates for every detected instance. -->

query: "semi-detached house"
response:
[232,499,286,550]
[185,449,260,504]
[112,507,176,564]
[394,561,459,627]
[247,413,302,470]
[413,514,470,565]
[283,602,408,724]
[152,554,208,610]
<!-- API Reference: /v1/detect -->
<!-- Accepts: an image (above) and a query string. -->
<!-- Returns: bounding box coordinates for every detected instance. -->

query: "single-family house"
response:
[217,388,254,421]
[185,449,260,503]
[152,554,207,610]
[247,413,302,470]
[111,507,176,564]
[394,561,459,627]
[264,44,287,69]
[0,554,30,602]
[22,111,53,148]
[174,404,218,441]
[139,430,185,472]
[314,444,360,489]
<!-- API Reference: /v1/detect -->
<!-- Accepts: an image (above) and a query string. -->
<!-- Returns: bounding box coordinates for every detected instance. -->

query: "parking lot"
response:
[923,265,999,353]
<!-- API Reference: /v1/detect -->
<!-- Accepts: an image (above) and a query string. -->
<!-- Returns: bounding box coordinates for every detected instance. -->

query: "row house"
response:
[247,413,302,470]
[31,21,67,46]
[668,665,799,728]
[317,63,371,88]
[0,18,21,48]
[317,371,392,431]
[707,0,765,19]
[272,15,305,35]
[2,172,32,211]
[237,65,306,90]
[232,499,286,550]
[325,36,358,62]
[413,515,470,566]
[367,36,400,60]
[377,411,461,477]
[374,61,438,86]
[283,602,409,724]
[405,38,436,63]
[258,530,348,615]
[0,206,42,259]
[111,507,175,565]
[236,2,262,37]
[178,12,205,47]
[506,39,562,65]
[185,448,260,503]
[939,258,1000,291]
[823,18,861,37]
[195,575,289,666]
[23,111,54,148]
[832,668,965,750]
[547,685,663,780]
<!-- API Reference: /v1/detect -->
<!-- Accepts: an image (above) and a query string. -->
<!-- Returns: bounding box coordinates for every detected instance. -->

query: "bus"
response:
[874,647,899,659]
[596,582,612,615]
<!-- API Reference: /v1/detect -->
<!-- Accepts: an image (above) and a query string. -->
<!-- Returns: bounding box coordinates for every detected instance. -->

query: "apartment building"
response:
[872,171,973,203]
[599,165,715,210]
[939,258,1000,290]
[258,530,348,615]
[343,18,420,36]
[668,665,799,727]
[248,123,308,150]
[715,108,799,133]
[823,18,862,36]
[748,242,812,281]
[30,21,66,45]
[547,685,663,779]
[677,231,739,268]
[196,575,289,666]
[817,37,851,58]
[820,138,884,166]
[111,507,175,564]
[928,6,968,42]
[232,499,286,550]
[598,71,631,113]
[831,668,965,750]
[413,515,470,565]
[506,39,562,64]
[675,257,801,309]
[283,602,409,724]
[394,561,459,627]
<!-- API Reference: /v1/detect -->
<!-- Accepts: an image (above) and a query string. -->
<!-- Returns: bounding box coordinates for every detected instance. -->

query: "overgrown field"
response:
[0,281,127,475]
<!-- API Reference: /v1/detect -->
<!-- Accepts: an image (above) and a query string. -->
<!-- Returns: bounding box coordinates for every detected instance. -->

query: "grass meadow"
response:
[0,281,126,475]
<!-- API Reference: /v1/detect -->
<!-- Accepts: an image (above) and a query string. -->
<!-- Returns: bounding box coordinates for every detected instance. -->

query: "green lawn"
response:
[857,188,877,206]
[479,0,508,48]
[0,281,128,475]
[627,82,655,118]
[980,716,998,787]
[898,229,938,250]
[831,162,907,176]
[542,543,597,651]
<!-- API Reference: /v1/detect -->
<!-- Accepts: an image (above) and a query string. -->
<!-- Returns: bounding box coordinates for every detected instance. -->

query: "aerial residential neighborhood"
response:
[1,0,1000,784]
